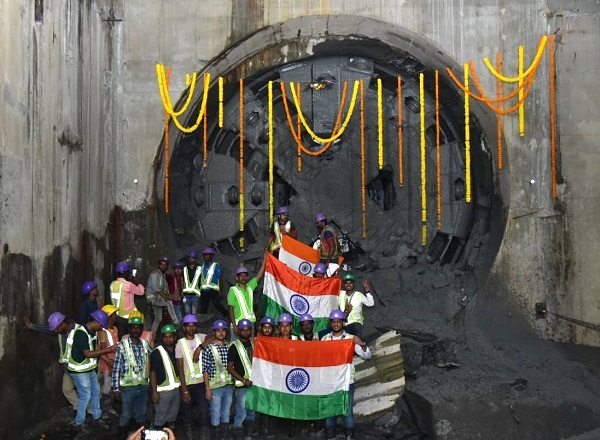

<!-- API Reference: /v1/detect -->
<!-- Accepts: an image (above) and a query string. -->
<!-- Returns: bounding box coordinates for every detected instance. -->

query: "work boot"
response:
[345,429,355,440]
[231,426,243,440]
[118,426,128,440]
[219,423,232,440]
[199,425,210,440]
[326,427,336,440]
[185,423,196,440]
[243,420,256,439]
[209,425,219,440]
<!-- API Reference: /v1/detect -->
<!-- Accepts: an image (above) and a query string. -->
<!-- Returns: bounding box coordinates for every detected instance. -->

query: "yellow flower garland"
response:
[268,81,274,221]
[518,45,525,136]
[464,64,472,203]
[218,76,224,128]
[483,36,547,83]
[435,70,442,230]
[156,64,197,117]
[377,78,384,169]
[420,73,427,246]
[360,80,367,239]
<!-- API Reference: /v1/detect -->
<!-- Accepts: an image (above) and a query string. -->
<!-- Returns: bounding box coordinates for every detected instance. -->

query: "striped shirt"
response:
[201,341,229,380]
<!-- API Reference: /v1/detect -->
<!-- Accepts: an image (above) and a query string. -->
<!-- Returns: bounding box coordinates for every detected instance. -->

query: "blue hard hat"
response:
[81,281,97,295]
[278,313,293,324]
[187,250,199,258]
[115,260,131,273]
[329,310,346,321]
[91,310,109,328]
[236,267,249,275]
[276,206,289,215]
[237,319,253,330]
[212,319,228,330]
[300,313,314,322]
[260,316,275,326]
[314,263,327,274]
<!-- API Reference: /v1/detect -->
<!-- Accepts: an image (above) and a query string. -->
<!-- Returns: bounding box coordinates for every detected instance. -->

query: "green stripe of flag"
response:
[246,385,349,420]
[262,295,331,335]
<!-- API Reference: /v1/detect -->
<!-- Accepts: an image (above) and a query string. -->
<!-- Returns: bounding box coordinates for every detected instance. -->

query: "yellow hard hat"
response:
[128,310,144,320]
[101,305,118,316]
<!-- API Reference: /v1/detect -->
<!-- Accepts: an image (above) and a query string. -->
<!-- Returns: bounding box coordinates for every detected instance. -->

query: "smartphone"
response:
[132,268,138,277]
[142,429,169,440]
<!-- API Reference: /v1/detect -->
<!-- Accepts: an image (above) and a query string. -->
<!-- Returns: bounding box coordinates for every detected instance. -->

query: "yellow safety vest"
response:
[58,333,69,364]
[183,266,202,296]
[339,290,365,325]
[207,344,232,389]
[66,325,98,373]
[111,279,137,319]
[119,337,150,387]
[231,339,254,387]
[155,346,181,392]
[200,262,219,291]
[178,335,204,385]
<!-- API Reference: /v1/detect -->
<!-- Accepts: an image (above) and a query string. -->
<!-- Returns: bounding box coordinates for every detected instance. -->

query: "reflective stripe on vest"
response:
[66,325,98,372]
[120,337,150,387]
[200,262,219,291]
[156,346,181,392]
[339,291,364,325]
[110,280,125,310]
[269,221,283,252]
[178,335,204,385]
[58,333,69,364]
[232,339,254,387]
[231,285,256,323]
[183,267,202,296]
[208,344,232,389]
[104,328,116,346]
[319,225,340,259]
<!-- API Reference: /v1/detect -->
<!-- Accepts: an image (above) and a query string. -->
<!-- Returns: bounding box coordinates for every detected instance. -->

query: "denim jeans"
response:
[183,294,199,315]
[70,370,102,425]
[172,304,183,324]
[233,386,255,428]
[210,385,233,427]
[325,384,355,430]
[120,385,149,427]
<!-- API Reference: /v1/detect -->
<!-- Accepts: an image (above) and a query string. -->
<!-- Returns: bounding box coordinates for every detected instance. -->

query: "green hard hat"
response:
[128,317,144,325]
[343,273,355,282]
[161,324,177,334]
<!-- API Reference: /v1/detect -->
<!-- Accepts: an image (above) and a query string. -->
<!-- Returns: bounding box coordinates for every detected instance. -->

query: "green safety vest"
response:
[208,344,232,389]
[231,285,256,323]
[155,346,181,392]
[119,337,150,387]
[183,266,202,296]
[66,325,98,373]
[58,333,69,364]
[200,262,219,291]
[177,335,204,385]
[231,339,254,387]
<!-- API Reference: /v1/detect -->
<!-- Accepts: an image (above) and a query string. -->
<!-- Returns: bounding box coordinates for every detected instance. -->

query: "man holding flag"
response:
[227,256,266,337]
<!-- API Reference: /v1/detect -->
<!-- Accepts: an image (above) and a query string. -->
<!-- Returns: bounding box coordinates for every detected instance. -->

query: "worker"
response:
[166,260,185,324]
[313,262,328,278]
[202,319,233,439]
[183,250,201,315]
[199,247,229,317]
[277,313,298,340]
[258,316,275,337]
[112,315,153,440]
[147,256,180,342]
[80,280,100,324]
[314,213,340,273]
[227,255,267,338]
[338,274,374,339]
[227,319,256,439]
[298,314,319,341]
[176,314,211,440]
[98,304,119,399]
[322,310,372,440]
[150,324,181,430]
[266,206,298,257]
[67,309,117,429]
[110,260,145,339]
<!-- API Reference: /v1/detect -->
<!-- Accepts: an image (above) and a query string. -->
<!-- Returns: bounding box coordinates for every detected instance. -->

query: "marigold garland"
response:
[218,76,224,128]
[464,64,472,204]
[496,53,503,170]
[435,70,442,230]
[156,64,197,117]
[360,80,367,239]
[296,82,302,171]
[377,78,384,169]
[420,73,427,246]
[518,45,525,136]
[268,81,274,221]
[483,36,548,83]
[203,100,208,168]
[289,80,359,144]
[397,76,404,187]
[549,34,557,198]
[239,78,245,250]
[164,67,171,213]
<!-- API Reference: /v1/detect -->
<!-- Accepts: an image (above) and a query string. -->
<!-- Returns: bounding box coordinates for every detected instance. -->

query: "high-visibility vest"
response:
[319,224,339,260]
[119,337,150,387]
[231,339,254,387]
[155,346,181,392]
[269,221,283,253]
[230,285,256,323]
[66,325,98,373]
[207,344,232,389]
[58,333,69,364]
[111,279,137,318]
[339,290,365,325]
[200,262,219,291]
[177,336,204,385]
[183,266,202,296]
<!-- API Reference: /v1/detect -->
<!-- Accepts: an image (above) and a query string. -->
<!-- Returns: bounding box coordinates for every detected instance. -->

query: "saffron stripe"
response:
[265,254,342,296]
[281,235,320,263]
[253,336,354,367]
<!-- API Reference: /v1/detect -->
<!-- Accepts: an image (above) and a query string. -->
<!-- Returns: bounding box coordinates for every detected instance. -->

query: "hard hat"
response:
[237,319,253,329]
[299,313,314,322]
[48,312,66,332]
[158,255,169,263]
[91,310,109,328]
[161,324,177,334]
[212,319,228,330]
[260,316,275,326]
[128,316,144,326]
[329,310,346,321]
[174,261,186,269]
[128,310,144,320]
[187,250,199,258]
[115,260,131,273]
[101,305,118,316]
[236,267,249,275]
[278,313,293,324]
[314,213,327,223]
[202,247,216,255]
[314,263,327,274]
[81,281,98,295]
[276,206,289,215]
[182,314,198,324]
[343,273,356,282]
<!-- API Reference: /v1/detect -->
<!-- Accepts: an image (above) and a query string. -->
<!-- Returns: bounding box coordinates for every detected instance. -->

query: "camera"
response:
[142,429,169,440]
[132,268,138,277]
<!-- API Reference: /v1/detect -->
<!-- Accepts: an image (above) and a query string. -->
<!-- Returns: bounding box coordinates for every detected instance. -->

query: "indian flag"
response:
[262,253,341,334]
[279,235,320,276]
[246,336,354,420]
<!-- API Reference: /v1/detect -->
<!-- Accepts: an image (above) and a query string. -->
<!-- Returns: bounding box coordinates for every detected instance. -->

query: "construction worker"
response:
[298,314,319,341]
[266,206,298,257]
[228,255,267,337]
[314,213,340,271]
[80,280,100,324]
[147,256,180,341]
[176,314,211,440]
[67,309,117,428]
[111,260,145,339]
[338,274,374,339]
[166,260,185,324]
[277,313,298,340]
[199,247,229,317]
[112,315,153,440]
[183,249,201,315]
[227,319,256,439]
[150,324,181,430]
[202,319,233,439]
[98,304,120,398]
[322,310,372,440]
[313,262,328,279]
[258,316,275,337]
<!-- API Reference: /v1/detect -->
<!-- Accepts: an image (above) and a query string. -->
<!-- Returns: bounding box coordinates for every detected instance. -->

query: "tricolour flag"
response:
[246,336,354,420]
[262,253,341,334]
[279,235,320,276]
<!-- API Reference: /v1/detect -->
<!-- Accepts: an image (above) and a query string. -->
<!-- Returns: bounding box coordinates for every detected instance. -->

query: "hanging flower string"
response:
[268,81,274,220]
[435,70,442,230]
[464,64,472,203]
[296,82,302,171]
[483,36,548,83]
[239,78,245,250]
[377,78,384,169]
[218,76,224,128]
[203,99,208,168]
[518,45,525,136]
[164,67,171,214]
[289,80,359,144]
[397,76,403,186]
[420,73,427,246]
[549,34,557,198]
[360,80,367,239]
[496,53,503,170]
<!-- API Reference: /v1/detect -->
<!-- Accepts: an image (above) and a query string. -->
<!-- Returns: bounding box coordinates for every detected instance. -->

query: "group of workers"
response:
[26,208,374,440]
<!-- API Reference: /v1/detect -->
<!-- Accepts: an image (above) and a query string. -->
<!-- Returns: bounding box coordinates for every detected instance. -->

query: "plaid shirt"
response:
[201,341,229,380]
[112,338,152,392]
